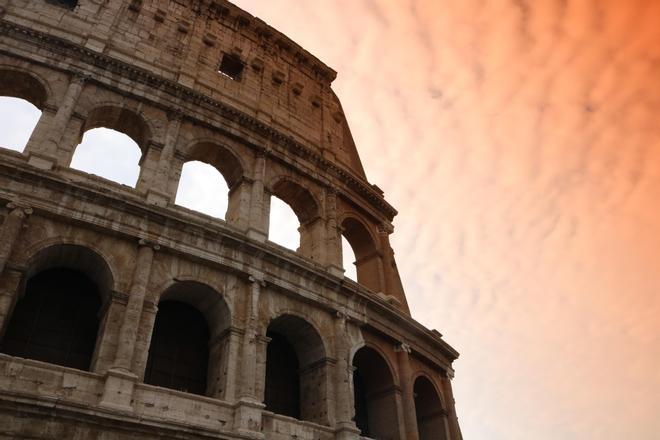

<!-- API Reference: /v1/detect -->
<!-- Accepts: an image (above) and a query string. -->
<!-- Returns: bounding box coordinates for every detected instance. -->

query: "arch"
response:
[0,69,49,153]
[182,141,245,189]
[352,345,401,438]
[0,69,49,110]
[158,280,230,339]
[71,105,150,186]
[264,313,329,425]
[269,178,320,225]
[145,281,231,397]
[340,216,382,291]
[79,106,151,152]
[413,375,448,440]
[0,244,113,372]
[24,243,114,305]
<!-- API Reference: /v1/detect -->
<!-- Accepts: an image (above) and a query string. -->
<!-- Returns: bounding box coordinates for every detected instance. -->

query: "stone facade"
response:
[0,1,462,439]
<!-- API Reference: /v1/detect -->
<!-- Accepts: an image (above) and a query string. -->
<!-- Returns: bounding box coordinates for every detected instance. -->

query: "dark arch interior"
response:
[352,346,399,437]
[264,314,328,424]
[1,268,101,371]
[145,300,210,396]
[414,376,447,440]
[264,331,300,419]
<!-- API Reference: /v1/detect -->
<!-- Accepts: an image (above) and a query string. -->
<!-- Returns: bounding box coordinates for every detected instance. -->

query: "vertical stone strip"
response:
[0,203,30,336]
[441,370,463,440]
[26,74,86,169]
[396,343,420,440]
[246,152,269,241]
[144,111,182,204]
[239,275,262,400]
[112,239,158,372]
[325,188,344,275]
[234,275,266,437]
[333,312,361,439]
[0,203,31,277]
[378,223,410,312]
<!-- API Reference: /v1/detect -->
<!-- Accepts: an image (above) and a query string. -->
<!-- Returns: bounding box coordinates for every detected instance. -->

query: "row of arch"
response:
[0,68,390,288]
[0,243,447,439]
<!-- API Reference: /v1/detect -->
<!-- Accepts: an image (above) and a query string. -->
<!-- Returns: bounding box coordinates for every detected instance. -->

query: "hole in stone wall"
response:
[175,161,229,219]
[47,0,78,10]
[269,196,300,250]
[0,97,42,153]
[218,53,244,81]
[342,236,358,281]
[70,128,142,187]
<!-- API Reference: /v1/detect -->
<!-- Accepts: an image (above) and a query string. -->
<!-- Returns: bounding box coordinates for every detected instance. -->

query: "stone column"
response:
[112,239,158,371]
[233,275,266,438]
[0,203,31,277]
[145,112,182,206]
[0,269,23,340]
[378,223,410,312]
[325,188,344,277]
[334,312,361,440]
[100,239,158,412]
[396,343,420,440]
[26,74,86,170]
[226,177,253,231]
[246,153,269,242]
[441,370,463,440]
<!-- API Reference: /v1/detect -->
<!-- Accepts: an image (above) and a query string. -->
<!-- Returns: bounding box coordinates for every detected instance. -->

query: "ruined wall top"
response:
[1,0,373,187]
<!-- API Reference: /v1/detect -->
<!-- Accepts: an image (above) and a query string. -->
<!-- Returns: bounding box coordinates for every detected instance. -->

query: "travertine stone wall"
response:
[0,1,462,439]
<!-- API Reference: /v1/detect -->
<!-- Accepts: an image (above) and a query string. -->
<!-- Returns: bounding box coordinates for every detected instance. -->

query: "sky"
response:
[1,1,659,438]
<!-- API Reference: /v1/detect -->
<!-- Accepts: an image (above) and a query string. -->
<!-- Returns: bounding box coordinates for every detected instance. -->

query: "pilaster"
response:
[396,342,420,440]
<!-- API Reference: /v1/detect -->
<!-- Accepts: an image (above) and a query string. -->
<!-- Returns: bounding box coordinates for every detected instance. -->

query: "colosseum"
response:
[0,1,462,439]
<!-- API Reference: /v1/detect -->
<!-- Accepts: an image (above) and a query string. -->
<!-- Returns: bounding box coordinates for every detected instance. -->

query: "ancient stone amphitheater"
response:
[0,1,462,439]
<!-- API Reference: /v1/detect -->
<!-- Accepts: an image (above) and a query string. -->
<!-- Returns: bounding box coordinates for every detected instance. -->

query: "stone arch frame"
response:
[145,278,233,398]
[1,242,116,373]
[350,341,404,439]
[338,213,383,292]
[261,309,332,426]
[172,138,248,222]
[0,66,52,110]
[265,175,324,260]
[412,372,450,440]
[0,66,52,154]
[65,99,159,187]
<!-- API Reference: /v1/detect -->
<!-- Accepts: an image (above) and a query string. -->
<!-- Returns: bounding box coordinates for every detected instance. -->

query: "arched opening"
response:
[0,70,48,153]
[414,376,448,440]
[145,301,209,395]
[175,161,230,218]
[174,142,245,223]
[0,97,42,153]
[264,314,328,425]
[0,244,113,372]
[269,196,300,250]
[70,107,150,188]
[342,218,382,291]
[342,235,357,280]
[145,281,230,397]
[268,179,320,258]
[352,346,400,438]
